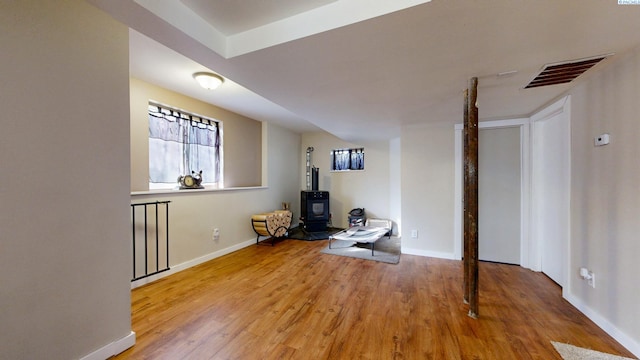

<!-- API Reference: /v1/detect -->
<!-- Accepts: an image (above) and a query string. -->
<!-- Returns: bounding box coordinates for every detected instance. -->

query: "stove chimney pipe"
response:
[306,147,314,190]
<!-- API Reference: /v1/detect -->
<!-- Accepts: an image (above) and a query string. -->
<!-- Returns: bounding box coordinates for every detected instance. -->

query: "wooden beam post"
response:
[464,77,479,318]
[463,89,470,305]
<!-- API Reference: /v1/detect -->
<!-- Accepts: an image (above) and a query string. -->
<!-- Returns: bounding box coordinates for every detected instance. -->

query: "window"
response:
[148,103,221,189]
[331,147,364,171]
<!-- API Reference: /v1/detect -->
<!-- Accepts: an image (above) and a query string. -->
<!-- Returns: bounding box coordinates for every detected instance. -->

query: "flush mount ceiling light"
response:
[193,72,224,90]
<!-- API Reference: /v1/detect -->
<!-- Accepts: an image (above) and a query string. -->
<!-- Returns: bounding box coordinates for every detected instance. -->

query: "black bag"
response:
[349,208,364,217]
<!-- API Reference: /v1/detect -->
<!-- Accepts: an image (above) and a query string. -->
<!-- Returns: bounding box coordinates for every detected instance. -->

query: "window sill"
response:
[131,186,267,197]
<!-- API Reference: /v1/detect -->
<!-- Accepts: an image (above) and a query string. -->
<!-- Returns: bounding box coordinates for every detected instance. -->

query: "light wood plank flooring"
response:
[114,239,635,359]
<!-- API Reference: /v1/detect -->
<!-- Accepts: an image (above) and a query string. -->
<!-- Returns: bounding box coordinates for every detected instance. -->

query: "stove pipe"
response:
[306,147,314,190]
[311,166,319,191]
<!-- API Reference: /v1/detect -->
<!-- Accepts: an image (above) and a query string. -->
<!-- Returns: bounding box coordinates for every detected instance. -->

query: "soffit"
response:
[180,0,339,36]
[133,0,432,58]
[91,0,640,142]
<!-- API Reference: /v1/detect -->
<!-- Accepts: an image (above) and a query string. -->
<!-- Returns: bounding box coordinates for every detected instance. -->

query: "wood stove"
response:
[300,190,329,232]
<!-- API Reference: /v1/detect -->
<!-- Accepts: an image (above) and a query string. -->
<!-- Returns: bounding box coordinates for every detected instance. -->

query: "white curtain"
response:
[148,105,220,184]
[332,148,364,171]
[350,148,364,170]
[334,150,350,170]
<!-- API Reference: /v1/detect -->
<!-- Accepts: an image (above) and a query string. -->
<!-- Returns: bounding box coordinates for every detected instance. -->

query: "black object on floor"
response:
[287,226,344,241]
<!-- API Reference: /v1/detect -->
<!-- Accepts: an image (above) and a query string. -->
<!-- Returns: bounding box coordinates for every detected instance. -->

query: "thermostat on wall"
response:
[594,133,610,146]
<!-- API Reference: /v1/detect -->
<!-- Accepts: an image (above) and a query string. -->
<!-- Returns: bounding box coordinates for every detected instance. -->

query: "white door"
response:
[478,127,521,264]
[532,106,570,286]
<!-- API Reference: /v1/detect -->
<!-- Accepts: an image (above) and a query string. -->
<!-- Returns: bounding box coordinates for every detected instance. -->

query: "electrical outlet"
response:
[594,133,610,146]
[213,228,220,241]
[411,230,418,238]
[588,271,595,288]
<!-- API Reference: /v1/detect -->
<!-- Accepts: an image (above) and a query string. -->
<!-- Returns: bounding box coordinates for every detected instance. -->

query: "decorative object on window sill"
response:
[178,170,204,189]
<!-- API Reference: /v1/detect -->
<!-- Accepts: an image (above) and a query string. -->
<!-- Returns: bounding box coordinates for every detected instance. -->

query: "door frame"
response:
[454,117,531,267]
[529,95,571,288]
[454,95,570,277]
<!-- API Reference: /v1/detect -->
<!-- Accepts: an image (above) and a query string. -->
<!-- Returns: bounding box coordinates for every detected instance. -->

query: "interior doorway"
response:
[454,118,530,264]
[454,96,570,286]
[478,127,521,264]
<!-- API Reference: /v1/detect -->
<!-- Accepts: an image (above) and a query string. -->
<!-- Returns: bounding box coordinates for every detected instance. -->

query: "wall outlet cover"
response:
[594,133,610,146]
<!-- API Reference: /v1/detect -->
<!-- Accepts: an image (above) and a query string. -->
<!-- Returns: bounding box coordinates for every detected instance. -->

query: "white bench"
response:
[329,226,390,256]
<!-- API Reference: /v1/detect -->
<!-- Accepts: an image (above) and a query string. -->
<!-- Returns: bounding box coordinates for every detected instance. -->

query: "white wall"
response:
[4,1,634,356]
[301,132,395,230]
[396,47,640,354]
[130,78,263,191]
[131,122,301,278]
[400,122,456,258]
[0,1,133,359]
[129,78,301,283]
[264,122,304,219]
[566,46,640,355]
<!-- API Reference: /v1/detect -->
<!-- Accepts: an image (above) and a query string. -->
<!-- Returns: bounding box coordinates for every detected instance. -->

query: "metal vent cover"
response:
[525,54,613,89]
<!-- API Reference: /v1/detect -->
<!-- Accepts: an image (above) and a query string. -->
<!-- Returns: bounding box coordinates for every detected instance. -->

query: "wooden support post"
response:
[464,77,479,319]
[463,89,470,305]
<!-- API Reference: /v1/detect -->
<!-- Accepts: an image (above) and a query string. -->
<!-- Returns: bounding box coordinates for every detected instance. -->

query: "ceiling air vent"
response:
[525,54,613,89]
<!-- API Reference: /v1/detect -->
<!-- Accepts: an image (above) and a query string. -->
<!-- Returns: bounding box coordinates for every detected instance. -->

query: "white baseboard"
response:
[401,246,458,260]
[564,292,640,358]
[132,238,255,289]
[80,331,136,360]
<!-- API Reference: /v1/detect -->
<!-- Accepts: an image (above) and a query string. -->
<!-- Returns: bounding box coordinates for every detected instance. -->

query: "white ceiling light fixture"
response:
[193,72,224,90]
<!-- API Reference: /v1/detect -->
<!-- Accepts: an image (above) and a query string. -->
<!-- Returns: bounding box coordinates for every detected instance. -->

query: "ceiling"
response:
[179,0,339,36]
[90,0,640,142]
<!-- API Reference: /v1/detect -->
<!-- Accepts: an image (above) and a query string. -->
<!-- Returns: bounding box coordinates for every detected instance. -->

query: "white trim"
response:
[261,122,268,187]
[519,124,532,268]
[131,238,255,289]
[530,96,570,123]
[389,137,402,237]
[148,182,223,191]
[529,96,571,279]
[564,293,640,358]
[79,331,136,360]
[402,246,457,260]
[454,117,529,131]
[529,121,542,271]
[453,128,462,259]
[131,185,267,197]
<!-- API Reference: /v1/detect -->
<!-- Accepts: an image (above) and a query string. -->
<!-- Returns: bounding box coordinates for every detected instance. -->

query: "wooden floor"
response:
[114,239,634,359]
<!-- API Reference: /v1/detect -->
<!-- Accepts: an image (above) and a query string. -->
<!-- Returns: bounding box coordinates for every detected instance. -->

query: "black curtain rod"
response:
[149,103,218,127]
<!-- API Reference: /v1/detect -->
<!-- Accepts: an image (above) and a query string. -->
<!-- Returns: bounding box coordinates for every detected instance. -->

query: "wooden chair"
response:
[251,210,292,246]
